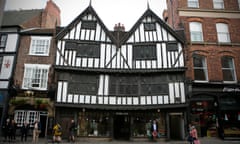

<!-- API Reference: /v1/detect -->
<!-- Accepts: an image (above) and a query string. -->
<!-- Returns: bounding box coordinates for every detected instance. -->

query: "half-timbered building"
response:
[55,4,186,140]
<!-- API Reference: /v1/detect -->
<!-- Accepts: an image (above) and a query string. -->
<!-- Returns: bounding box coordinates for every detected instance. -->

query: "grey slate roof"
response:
[2,9,43,27]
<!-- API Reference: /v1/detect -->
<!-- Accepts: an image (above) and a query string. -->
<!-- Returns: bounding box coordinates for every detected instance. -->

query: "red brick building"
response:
[164,0,240,139]
[1,0,60,137]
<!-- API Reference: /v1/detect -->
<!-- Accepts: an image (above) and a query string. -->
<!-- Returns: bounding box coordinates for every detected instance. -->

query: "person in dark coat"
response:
[21,122,29,142]
[2,118,11,142]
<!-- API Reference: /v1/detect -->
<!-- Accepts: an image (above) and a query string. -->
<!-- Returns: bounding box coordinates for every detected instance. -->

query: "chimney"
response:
[114,23,125,32]
[41,0,61,28]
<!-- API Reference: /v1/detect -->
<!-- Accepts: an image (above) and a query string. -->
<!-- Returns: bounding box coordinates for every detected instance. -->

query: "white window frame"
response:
[188,0,199,8]
[216,23,230,43]
[193,55,208,82]
[22,64,50,90]
[213,0,224,9]
[221,57,236,83]
[190,22,203,42]
[238,0,240,10]
[14,110,40,127]
[29,36,51,56]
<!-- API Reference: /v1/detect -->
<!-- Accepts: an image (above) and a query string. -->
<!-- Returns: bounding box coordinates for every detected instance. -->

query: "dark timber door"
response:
[113,115,130,140]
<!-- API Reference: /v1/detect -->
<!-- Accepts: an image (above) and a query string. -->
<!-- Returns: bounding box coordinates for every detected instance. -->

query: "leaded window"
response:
[22,64,50,90]
[109,75,168,96]
[193,55,208,81]
[30,36,51,56]
[76,43,100,58]
[81,20,97,30]
[221,56,236,82]
[68,74,99,95]
[133,44,157,60]
[144,22,156,31]
[167,42,178,51]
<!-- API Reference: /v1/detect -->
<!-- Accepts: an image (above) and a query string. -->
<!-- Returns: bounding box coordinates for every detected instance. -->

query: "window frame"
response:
[213,0,224,9]
[193,55,208,82]
[188,0,199,8]
[29,36,51,56]
[216,23,230,43]
[221,56,236,83]
[133,44,157,60]
[143,22,156,31]
[0,56,3,73]
[22,64,50,90]
[81,20,97,30]
[0,34,7,49]
[189,22,203,42]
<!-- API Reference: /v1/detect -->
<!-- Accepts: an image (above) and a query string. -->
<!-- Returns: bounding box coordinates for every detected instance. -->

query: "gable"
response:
[56,6,113,43]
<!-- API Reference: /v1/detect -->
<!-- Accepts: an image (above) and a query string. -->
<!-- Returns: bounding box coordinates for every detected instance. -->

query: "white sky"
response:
[4,0,167,31]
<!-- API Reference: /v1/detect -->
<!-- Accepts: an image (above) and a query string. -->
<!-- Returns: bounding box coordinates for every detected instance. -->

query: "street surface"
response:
[1,137,240,144]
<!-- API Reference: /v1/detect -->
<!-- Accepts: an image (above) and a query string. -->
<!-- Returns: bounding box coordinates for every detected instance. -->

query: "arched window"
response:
[221,56,236,82]
[193,54,208,81]
[189,22,203,42]
[216,23,230,43]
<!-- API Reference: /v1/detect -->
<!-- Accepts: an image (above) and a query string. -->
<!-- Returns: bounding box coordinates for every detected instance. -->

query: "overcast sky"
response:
[4,0,167,31]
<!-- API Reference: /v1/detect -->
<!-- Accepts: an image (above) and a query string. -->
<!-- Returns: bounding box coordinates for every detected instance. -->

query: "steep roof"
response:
[2,9,43,27]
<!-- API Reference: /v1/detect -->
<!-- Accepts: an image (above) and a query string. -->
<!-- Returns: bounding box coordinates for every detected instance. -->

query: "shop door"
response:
[113,115,130,140]
[169,114,184,140]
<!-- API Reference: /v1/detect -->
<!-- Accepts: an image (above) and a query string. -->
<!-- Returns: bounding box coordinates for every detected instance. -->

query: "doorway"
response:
[113,114,130,140]
[169,114,184,140]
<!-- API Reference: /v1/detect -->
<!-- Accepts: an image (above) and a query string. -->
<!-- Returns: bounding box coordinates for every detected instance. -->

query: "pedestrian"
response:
[33,119,41,143]
[151,119,158,141]
[11,119,17,141]
[2,118,11,142]
[190,125,201,144]
[53,122,62,143]
[187,123,194,144]
[21,121,29,142]
[68,119,76,142]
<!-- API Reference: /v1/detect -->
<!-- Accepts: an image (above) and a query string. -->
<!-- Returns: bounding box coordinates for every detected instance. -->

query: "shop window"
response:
[216,23,230,43]
[221,56,236,82]
[78,112,110,136]
[189,22,203,42]
[193,55,208,82]
[14,110,39,127]
[188,0,199,8]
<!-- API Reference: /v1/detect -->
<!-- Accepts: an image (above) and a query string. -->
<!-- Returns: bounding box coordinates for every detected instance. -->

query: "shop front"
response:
[56,106,187,141]
[218,93,240,139]
[190,95,218,137]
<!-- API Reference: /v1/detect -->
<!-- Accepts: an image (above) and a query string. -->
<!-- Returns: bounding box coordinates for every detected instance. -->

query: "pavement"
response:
[1,137,240,144]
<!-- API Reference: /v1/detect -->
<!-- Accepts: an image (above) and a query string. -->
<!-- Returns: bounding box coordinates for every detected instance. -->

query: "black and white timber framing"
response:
[55,5,186,109]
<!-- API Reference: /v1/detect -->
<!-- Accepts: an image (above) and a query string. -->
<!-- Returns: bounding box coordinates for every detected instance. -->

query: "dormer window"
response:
[144,22,156,31]
[81,20,97,30]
